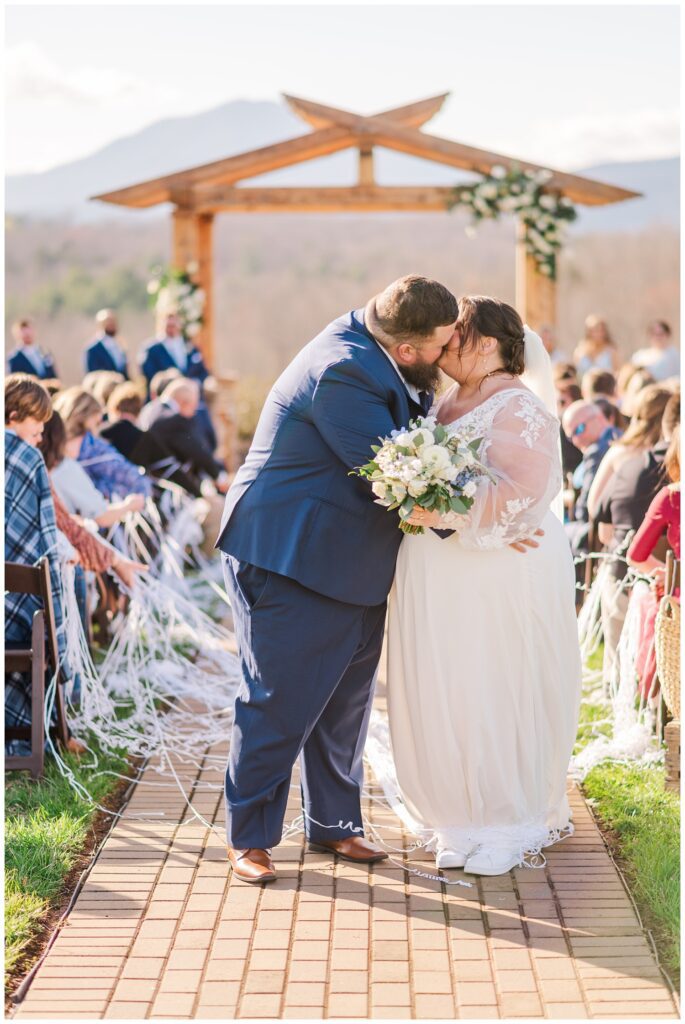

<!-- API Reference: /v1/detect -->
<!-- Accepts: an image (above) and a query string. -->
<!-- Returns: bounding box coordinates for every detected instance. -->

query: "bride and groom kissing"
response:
[216,276,582,884]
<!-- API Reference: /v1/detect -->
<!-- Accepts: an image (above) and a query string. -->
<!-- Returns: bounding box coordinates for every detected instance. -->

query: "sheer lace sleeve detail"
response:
[440,392,562,549]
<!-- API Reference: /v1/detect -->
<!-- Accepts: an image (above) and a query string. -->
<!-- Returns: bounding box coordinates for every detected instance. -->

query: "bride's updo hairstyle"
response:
[456,296,526,376]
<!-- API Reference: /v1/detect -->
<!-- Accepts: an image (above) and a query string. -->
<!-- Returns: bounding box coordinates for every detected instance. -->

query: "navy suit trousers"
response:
[222,554,386,849]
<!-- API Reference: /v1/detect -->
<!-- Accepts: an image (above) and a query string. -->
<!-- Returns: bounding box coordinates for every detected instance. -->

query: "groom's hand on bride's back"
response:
[510,528,544,553]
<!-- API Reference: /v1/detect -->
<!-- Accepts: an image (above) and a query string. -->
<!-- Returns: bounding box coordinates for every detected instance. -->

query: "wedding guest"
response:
[594,398,677,691]
[631,320,680,382]
[139,311,209,390]
[5,375,71,752]
[539,323,568,365]
[102,382,198,494]
[587,384,672,520]
[53,387,151,501]
[39,411,147,591]
[573,315,620,375]
[138,368,183,430]
[84,309,129,378]
[627,429,681,700]
[616,363,653,411]
[556,382,583,478]
[562,400,618,553]
[7,318,58,380]
[581,369,617,403]
[146,378,229,495]
[83,370,126,412]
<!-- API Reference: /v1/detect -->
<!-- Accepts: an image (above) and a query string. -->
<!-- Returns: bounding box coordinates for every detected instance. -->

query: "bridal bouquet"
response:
[354,415,491,535]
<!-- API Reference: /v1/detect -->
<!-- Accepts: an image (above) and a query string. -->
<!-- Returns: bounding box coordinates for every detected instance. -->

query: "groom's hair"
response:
[367,276,458,346]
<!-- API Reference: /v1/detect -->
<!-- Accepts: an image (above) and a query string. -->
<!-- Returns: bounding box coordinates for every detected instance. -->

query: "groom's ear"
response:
[394,342,418,366]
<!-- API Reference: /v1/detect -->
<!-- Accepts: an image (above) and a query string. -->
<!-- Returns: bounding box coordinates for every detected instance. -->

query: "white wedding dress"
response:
[383,385,582,863]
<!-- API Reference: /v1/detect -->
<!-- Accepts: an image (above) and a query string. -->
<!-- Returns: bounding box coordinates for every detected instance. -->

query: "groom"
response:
[216,276,458,883]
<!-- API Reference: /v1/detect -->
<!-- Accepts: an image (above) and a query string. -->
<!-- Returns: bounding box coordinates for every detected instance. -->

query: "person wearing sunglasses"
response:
[562,400,618,555]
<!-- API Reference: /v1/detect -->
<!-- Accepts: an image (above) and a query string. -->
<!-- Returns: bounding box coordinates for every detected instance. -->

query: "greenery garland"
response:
[147,262,205,338]
[449,164,577,280]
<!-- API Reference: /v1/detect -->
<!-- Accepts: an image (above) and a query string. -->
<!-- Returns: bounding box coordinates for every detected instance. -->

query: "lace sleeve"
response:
[441,393,562,549]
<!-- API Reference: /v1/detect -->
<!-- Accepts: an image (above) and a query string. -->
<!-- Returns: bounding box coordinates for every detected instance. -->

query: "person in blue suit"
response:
[215,276,459,884]
[7,318,58,380]
[84,309,129,378]
[138,311,216,451]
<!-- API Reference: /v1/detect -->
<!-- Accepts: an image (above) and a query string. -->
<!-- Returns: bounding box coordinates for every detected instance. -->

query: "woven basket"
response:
[655,595,680,720]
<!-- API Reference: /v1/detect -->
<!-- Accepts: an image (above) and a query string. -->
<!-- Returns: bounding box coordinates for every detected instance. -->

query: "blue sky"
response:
[5,4,680,174]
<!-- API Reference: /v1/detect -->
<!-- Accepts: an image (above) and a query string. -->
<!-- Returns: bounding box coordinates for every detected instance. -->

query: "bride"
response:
[386,295,582,876]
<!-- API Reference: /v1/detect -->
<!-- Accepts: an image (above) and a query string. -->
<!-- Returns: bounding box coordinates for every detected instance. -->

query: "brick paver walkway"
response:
[12,671,679,1020]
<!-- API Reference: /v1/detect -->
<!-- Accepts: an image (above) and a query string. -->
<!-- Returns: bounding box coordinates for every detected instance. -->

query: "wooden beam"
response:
[278,96,641,207]
[190,185,458,214]
[283,92,450,130]
[515,220,557,330]
[93,95,450,208]
[172,210,215,368]
[358,147,375,187]
[93,92,640,211]
[93,125,357,207]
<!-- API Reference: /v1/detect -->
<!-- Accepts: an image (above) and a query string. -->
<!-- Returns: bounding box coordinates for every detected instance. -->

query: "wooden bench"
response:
[5,559,70,778]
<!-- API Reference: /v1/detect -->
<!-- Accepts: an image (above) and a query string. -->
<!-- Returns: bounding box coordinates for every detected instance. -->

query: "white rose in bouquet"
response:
[407,478,429,498]
[393,430,413,448]
[420,445,452,473]
[372,481,388,500]
[463,480,478,498]
[391,482,408,502]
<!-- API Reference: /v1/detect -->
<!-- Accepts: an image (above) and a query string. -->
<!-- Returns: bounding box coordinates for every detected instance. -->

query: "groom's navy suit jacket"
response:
[216,308,430,606]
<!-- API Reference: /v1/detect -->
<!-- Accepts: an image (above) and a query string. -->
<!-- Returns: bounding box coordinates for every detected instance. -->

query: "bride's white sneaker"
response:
[435,845,473,869]
[464,844,523,876]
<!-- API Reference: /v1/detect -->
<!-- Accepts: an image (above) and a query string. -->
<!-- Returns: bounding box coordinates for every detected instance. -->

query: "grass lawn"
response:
[575,643,680,988]
[4,745,133,997]
[583,762,680,987]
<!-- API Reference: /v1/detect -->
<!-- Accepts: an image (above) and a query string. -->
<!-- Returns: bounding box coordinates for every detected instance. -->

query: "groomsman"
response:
[7,318,58,380]
[139,311,216,451]
[84,309,129,378]
[139,311,209,389]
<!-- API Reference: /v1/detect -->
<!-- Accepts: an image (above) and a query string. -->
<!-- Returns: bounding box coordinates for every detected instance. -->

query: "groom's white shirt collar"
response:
[374,341,422,404]
[362,305,422,404]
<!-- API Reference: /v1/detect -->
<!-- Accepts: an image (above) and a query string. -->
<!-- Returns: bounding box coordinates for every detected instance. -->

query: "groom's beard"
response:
[399,359,442,393]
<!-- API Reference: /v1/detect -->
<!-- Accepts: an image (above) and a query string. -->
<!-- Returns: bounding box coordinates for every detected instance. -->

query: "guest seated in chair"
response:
[138,367,182,430]
[101,382,199,495]
[82,369,126,414]
[4,374,80,755]
[562,400,619,557]
[147,378,229,497]
[39,410,147,592]
[53,387,152,501]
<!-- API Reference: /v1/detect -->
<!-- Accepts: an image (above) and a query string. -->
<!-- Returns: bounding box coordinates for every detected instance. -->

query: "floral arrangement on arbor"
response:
[450,165,577,280]
[147,262,205,338]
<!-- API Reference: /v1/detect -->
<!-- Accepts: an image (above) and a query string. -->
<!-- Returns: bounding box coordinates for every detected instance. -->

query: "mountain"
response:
[5,98,679,232]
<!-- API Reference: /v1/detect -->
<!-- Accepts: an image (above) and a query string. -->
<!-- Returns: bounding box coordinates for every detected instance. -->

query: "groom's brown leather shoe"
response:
[227,847,277,884]
[308,836,388,863]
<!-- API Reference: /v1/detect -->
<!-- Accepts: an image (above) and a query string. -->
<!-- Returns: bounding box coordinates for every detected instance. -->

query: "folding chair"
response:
[5,558,70,777]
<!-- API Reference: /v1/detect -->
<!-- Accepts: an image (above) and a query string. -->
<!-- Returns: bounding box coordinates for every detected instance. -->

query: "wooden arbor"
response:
[93,93,639,368]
